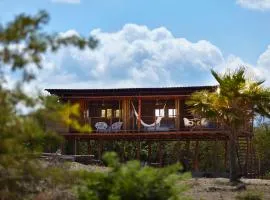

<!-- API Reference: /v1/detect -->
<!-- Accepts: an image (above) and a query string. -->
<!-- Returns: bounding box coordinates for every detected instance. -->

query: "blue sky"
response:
[1,0,270,90]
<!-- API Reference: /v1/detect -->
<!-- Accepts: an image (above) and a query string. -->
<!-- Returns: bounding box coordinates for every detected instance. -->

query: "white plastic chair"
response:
[200,118,209,127]
[95,122,108,132]
[183,118,194,127]
[110,122,123,133]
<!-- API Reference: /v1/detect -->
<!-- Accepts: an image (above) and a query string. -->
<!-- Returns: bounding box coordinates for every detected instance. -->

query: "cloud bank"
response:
[7,24,270,93]
[237,0,270,11]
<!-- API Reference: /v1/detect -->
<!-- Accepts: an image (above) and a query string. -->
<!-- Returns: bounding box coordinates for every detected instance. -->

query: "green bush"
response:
[76,152,191,200]
[236,191,263,200]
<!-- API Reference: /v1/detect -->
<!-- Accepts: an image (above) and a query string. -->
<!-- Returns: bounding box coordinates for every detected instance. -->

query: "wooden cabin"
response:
[46,86,255,176]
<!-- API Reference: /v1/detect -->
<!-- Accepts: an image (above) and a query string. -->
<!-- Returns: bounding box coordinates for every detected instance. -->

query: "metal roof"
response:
[46,85,217,97]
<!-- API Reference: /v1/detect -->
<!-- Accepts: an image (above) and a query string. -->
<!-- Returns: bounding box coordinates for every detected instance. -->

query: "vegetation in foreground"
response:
[77,152,190,200]
[0,10,190,200]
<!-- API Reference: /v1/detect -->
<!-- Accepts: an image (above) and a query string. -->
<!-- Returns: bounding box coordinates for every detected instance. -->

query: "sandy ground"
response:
[184,178,270,200]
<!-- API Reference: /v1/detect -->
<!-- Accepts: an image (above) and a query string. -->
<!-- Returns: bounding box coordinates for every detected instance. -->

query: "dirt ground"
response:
[68,162,270,200]
[184,178,270,200]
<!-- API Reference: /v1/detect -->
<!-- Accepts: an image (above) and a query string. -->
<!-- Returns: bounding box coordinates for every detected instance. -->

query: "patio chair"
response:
[183,118,194,127]
[95,122,108,132]
[109,121,123,133]
[200,118,209,127]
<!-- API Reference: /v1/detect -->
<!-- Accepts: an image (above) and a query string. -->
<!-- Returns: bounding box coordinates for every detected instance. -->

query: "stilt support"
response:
[193,141,199,171]
[74,138,77,155]
[88,140,91,155]
[158,142,163,167]
[148,142,152,164]
[136,141,141,160]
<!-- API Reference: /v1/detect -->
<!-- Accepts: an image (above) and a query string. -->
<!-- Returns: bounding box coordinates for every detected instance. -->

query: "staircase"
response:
[236,136,258,178]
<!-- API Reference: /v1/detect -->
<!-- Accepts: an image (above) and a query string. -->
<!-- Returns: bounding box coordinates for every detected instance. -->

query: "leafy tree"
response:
[187,68,270,182]
[77,152,190,200]
[0,10,96,199]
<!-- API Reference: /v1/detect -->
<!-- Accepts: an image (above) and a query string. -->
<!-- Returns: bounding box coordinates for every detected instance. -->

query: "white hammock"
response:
[131,102,165,127]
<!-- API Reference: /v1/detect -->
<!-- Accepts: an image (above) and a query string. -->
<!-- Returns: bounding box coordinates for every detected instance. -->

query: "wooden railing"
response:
[76,115,226,134]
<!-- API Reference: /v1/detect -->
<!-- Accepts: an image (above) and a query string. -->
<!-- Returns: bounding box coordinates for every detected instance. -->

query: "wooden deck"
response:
[62,129,232,141]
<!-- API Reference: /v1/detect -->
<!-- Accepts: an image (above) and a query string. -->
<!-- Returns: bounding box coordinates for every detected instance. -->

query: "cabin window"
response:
[107,109,112,118]
[114,109,120,118]
[101,109,106,118]
[155,109,165,117]
[168,109,176,118]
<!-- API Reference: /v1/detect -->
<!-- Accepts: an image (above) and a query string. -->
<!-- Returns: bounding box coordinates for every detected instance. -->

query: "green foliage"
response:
[187,68,270,128]
[254,123,270,160]
[187,68,270,181]
[0,10,95,199]
[235,191,263,200]
[77,152,191,200]
[253,123,270,177]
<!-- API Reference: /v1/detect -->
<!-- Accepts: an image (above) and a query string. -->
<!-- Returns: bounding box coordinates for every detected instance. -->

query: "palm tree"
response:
[187,68,270,182]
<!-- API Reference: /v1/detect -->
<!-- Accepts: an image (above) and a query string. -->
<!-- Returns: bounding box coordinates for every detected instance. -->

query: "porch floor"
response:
[62,129,233,141]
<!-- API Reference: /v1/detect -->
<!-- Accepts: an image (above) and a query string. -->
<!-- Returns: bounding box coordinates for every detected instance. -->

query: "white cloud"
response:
[237,0,270,11]
[34,24,225,90]
[5,24,270,93]
[51,0,80,4]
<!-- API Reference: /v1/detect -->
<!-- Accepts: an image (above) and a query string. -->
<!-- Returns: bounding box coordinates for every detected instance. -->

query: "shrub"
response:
[76,152,191,200]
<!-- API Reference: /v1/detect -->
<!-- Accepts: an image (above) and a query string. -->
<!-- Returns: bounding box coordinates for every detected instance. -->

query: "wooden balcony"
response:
[62,128,231,141]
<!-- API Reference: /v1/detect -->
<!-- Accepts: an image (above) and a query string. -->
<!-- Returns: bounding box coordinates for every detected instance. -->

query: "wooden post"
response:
[121,142,125,162]
[246,137,250,176]
[224,140,228,170]
[136,141,141,160]
[60,139,65,154]
[175,98,180,130]
[148,142,152,164]
[74,138,77,155]
[138,97,142,131]
[184,141,190,170]
[122,99,131,132]
[214,139,218,172]
[68,100,70,132]
[179,99,185,128]
[158,142,163,167]
[193,141,199,171]
[88,140,91,155]
[98,141,103,160]
[122,99,126,130]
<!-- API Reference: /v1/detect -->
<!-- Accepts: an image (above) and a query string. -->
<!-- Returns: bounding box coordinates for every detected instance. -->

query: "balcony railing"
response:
[75,115,226,134]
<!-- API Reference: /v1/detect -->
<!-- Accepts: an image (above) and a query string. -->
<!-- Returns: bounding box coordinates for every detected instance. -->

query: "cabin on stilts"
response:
[46,86,256,177]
